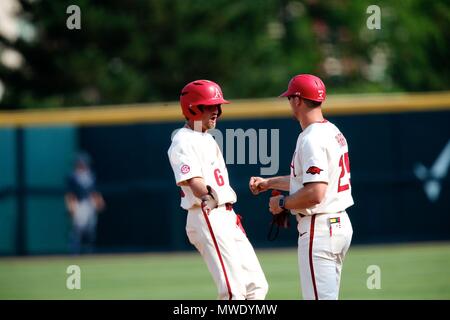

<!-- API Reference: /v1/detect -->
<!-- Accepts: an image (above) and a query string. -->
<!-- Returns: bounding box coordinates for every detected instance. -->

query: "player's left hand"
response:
[269,195,285,215]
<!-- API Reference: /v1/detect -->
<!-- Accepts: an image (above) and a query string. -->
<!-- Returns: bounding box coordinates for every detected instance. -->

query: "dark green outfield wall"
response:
[0,127,77,254]
[1,111,449,255]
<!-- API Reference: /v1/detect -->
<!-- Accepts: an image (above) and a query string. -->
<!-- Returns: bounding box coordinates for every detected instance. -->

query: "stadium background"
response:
[0,0,449,299]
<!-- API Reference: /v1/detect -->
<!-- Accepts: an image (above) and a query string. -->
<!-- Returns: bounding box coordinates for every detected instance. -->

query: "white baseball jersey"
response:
[289,120,354,216]
[168,127,237,210]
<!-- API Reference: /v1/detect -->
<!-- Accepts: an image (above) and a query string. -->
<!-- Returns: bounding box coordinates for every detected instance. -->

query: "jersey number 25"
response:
[338,152,351,192]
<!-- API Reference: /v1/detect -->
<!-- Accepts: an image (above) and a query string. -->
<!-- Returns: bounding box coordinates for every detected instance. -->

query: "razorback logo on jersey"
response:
[180,164,190,174]
[306,166,323,175]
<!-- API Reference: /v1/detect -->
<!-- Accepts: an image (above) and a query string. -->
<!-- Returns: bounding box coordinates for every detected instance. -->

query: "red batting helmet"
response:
[180,80,230,121]
[280,74,326,102]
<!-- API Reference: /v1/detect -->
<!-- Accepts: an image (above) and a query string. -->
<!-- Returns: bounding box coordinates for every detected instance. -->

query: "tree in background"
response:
[0,0,448,110]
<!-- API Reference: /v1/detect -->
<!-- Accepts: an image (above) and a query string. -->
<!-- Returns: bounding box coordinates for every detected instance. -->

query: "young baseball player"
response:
[249,74,354,300]
[168,79,268,300]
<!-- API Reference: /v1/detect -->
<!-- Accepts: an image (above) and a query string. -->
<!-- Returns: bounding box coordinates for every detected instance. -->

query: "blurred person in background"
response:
[65,152,105,254]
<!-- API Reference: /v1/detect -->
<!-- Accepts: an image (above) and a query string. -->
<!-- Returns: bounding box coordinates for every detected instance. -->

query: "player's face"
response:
[76,161,88,172]
[201,104,220,130]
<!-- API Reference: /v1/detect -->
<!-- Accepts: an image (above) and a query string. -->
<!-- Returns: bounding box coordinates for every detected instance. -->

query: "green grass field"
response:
[1,242,449,300]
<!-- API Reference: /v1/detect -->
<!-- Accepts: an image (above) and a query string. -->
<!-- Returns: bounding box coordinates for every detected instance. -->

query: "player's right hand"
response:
[201,194,218,215]
[249,176,269,195]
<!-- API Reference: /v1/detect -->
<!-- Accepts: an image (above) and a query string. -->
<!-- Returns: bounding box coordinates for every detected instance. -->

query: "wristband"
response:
[278,195,286,210]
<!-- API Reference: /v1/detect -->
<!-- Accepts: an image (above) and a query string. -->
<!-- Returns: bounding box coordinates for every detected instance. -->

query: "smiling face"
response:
[200,104,220,131]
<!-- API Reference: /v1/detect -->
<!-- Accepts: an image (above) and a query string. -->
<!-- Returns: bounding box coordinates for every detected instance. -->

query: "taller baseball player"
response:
[249,74,353,300]
[168,80,268,300]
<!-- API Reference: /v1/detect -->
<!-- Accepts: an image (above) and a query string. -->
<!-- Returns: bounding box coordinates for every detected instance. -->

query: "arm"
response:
[64,193,77,218]
[269,182,327,214]
[267,176,290,191]
[186,177,210,198]
[270,134,329,214]
[186,177,217,213]
[249,175,290,194]
[284,182,327,210]
[91,192,106,212]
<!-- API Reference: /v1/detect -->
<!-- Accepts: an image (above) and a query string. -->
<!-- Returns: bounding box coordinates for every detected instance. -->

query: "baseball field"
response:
[0,241,449,300]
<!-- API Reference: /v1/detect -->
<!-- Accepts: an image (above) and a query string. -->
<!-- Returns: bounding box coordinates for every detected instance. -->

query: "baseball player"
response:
[249,74,353,300]
[167,79,268,300]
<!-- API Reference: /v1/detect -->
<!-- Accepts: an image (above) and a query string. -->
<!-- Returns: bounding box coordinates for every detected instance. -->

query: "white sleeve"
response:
[168,140,203,186]
[300,136,329,184]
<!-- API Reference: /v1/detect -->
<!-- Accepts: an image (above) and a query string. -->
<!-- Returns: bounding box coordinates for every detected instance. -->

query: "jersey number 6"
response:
[338,152,351,192]
[214,169,225,186]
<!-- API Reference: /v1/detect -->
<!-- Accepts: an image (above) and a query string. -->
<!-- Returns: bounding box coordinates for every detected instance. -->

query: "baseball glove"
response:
[267,190,291,241]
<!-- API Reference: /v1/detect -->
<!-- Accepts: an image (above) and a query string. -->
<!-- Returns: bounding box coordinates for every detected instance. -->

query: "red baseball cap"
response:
[280,74,326,102]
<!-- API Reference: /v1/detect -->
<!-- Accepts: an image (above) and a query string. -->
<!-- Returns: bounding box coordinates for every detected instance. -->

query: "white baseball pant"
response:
[186,205,269,300]
[297,211,353,300]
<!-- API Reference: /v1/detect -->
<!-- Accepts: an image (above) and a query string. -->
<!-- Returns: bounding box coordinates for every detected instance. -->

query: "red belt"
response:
[191,203,233,211]
[298,210,344,218]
